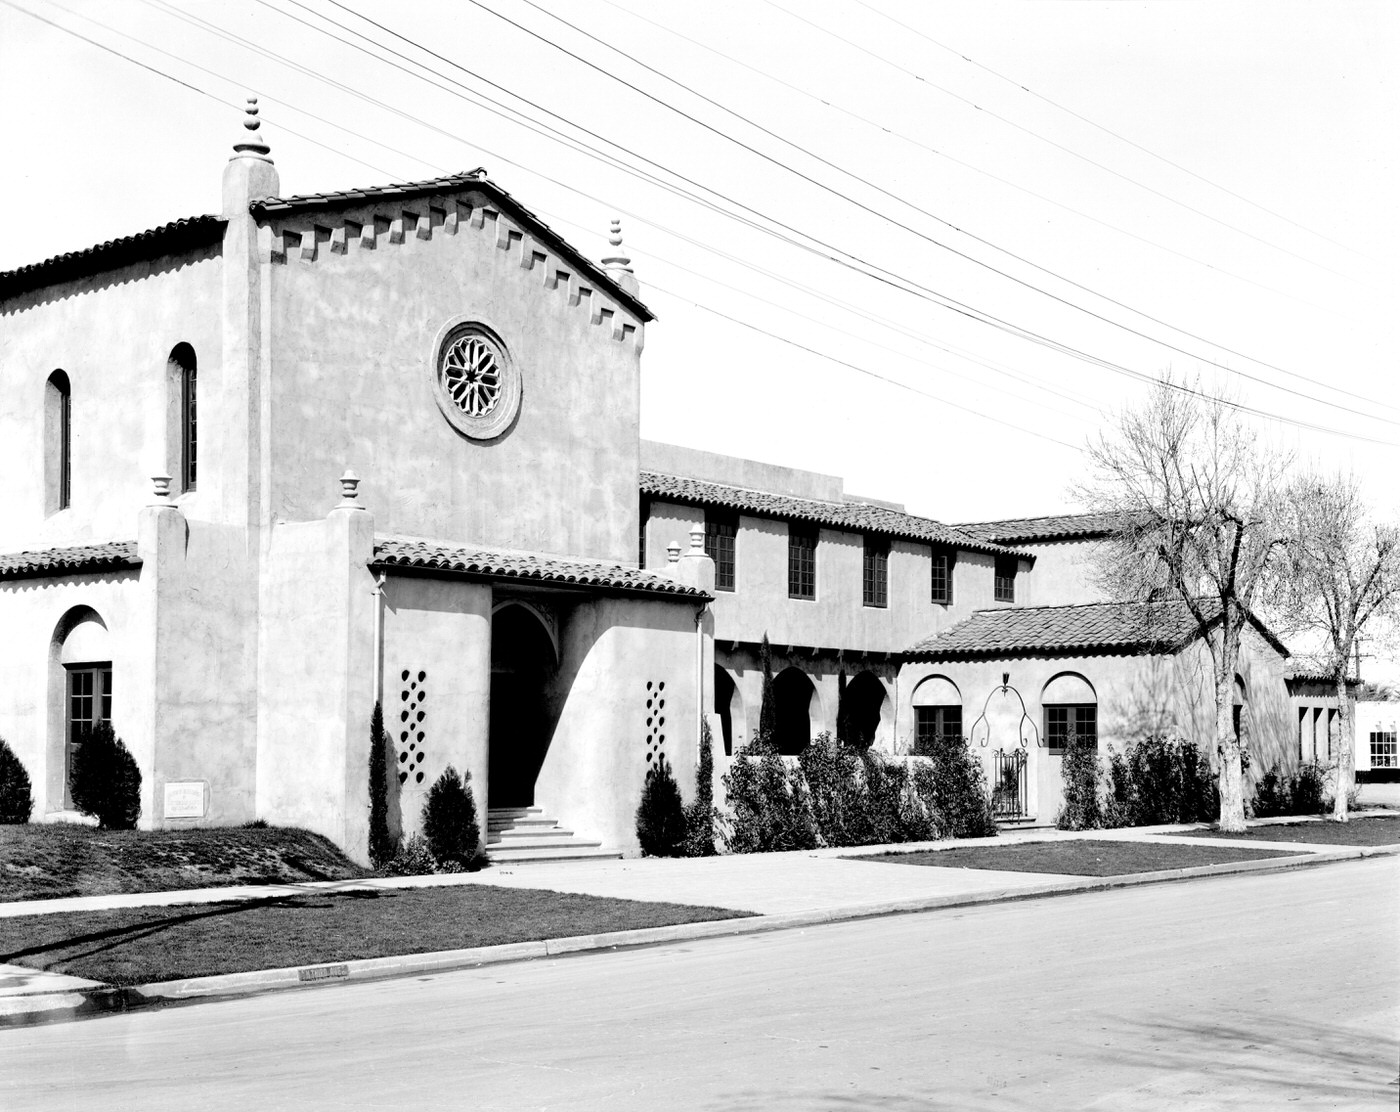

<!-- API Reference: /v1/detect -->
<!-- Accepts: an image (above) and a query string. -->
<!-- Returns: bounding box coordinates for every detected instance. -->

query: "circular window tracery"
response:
[430,319,522,440]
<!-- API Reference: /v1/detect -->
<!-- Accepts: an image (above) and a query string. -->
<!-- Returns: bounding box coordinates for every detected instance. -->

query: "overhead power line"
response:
[498,0,1393,424]
[848,0,1375,263]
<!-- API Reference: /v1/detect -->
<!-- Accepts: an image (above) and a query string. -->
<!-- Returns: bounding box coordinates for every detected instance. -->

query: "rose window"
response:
[441,334,502,417]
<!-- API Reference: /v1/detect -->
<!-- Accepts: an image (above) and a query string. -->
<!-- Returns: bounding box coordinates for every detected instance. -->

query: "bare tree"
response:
[1077,379,1289,832]
[1269,472,1400,821]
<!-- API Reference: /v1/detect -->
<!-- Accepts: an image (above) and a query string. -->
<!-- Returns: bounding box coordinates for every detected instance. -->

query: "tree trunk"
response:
[1332,672,1354,822]
[1216,660,1247,832]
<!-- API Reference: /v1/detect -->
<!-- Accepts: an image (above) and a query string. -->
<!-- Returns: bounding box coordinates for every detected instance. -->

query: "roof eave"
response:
[369,557,710,602]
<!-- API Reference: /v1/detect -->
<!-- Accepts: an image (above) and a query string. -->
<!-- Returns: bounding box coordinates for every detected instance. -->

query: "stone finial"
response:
[688,527,705,553]
[232,96,272,160]
[337,468,363,509]
[150,474,174,504]
[600,218,639,298]
[666,541,682,564]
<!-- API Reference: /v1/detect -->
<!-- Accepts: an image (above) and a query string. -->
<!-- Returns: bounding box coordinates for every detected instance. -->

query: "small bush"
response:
[382,832,436,876]
[913,731,998,839]
[722,738,819,854]
[683,721,718,857]
[0,735,34,824]
[367,701,396,868]
[636,753,688,857]
[421,765,484,869]
[1253,761,1328,818]
[70,722,141,830]
[1056,733,1102,830]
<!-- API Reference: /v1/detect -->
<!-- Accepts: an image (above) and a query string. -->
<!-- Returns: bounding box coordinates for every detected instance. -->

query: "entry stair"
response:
[486,807,621,864]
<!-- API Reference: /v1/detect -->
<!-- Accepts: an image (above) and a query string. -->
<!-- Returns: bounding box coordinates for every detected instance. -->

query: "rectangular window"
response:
[65,664,112,808]
[1046,704,1097,753]
[705,511,737,592]
[59,387,71,510]
[863,536,888,608]
[994,556,1017,603]
[915,705,962,747]
[788,523,817,600]
[930,548,954,604]
[182,362,197,491]
[1370,730,1398,769]
[638,498,650,568]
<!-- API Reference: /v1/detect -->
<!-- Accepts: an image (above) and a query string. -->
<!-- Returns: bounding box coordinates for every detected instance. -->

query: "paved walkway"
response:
[2,813,1394,1013]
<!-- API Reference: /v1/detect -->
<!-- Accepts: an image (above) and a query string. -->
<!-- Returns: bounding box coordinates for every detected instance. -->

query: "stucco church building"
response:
[0,104,1326,860]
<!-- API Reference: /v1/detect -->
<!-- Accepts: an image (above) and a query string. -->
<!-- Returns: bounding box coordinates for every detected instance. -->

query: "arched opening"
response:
[49,606,111,810]
[773,667,816,756]
[44,370,71,514]
[911,674,963,752]
[1233,675,1250,749]
[714,665,741,756]
[488,603,558,808]
[168,343,197,491]
[844,671,890,750]
[1042,672,1098,754]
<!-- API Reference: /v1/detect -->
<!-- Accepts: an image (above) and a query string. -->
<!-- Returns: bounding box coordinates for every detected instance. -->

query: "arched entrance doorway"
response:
[774,667,817,755]
[844,671,889,750]
[488,603,557,808]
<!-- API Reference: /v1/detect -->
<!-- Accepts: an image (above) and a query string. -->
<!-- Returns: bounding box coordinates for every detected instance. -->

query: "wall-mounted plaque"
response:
[163,781,206,819]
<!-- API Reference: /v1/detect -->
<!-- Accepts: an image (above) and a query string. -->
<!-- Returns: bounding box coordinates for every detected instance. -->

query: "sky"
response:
[1,3,1396,529]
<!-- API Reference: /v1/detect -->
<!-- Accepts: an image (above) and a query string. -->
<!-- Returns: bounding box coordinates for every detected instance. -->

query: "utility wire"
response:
[849,0,1375,263]
[761,0,1359,284]
[18,0,1397,450]
[504,0,1390,423]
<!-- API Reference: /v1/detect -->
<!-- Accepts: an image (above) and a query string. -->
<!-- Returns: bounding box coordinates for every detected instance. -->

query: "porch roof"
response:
[371,537,710,599]
[0,541,141,581]
[640,471,1028,559]
[907,599,1289,661]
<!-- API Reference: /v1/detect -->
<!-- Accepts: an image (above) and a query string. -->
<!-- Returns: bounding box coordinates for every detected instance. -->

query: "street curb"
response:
[3,842,1395,1030]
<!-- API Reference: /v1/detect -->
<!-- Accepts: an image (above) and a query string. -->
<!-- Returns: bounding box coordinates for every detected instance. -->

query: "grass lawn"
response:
[1174,814,1400,846]
[0,886,751,986]
[0,824,369,902]
[859,838,1305,876]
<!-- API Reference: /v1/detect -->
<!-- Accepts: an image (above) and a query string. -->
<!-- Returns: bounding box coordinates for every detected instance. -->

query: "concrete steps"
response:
[486,807,621,864]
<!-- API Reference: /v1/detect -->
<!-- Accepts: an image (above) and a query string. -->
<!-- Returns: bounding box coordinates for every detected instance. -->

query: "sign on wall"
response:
[163,781,206,819]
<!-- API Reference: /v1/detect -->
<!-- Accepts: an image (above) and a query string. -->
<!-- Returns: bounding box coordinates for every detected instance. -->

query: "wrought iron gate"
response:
[991,748,1028,820]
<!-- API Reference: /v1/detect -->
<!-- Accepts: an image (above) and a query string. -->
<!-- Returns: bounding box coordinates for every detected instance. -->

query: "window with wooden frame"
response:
[994,556,1017,603]
[45,370,71,514]
[1370,729,1398,769]
[65,663,112,807]
[788,522,817,600]
[863,536,889,608]
[915,704,962,747]
[705,510,737,592]
[930,548,954,605]
[1045,704,1097,752]
[180,349,197,490]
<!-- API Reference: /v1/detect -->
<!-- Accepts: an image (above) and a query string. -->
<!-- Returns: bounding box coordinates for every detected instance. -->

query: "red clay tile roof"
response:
[0,216,226,301]
[251,171,653,322]
[0,542,141,580]
[372,538,708,599]
[906,599,1288,660]
[641,471,1026,558]
[954,512,1123,544]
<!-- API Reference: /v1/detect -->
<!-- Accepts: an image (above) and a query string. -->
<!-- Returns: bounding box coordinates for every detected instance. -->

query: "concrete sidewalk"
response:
[2,814,1396,1028]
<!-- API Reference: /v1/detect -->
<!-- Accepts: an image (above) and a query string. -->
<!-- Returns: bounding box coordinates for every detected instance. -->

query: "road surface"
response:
[2,857,1396,1110]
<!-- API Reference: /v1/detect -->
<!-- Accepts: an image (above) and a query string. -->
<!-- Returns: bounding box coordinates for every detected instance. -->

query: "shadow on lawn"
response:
[0,890,393,968]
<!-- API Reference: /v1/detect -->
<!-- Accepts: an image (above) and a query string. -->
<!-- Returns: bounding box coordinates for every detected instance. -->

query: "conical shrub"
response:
[0,735,33,824]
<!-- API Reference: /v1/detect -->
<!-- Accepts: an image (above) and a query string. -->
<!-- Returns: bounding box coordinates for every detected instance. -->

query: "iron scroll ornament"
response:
[969,672,1044,750]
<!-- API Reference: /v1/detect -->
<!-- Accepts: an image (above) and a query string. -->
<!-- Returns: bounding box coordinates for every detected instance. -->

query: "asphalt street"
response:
[2,857,1395,1111]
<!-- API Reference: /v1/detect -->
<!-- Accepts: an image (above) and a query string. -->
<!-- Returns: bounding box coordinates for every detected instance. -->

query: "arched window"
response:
[912,674,962,752]
[45,370,71,513]
[168,344,197,491]
[51,608,112,809]
[1042,672,1097,753]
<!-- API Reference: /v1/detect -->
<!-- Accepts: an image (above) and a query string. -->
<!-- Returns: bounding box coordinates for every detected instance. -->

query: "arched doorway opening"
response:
[844,671,890,750]
[774,667,817,755]
[49,606,111,810]
[488,603,557,808]
[714,666,741,756]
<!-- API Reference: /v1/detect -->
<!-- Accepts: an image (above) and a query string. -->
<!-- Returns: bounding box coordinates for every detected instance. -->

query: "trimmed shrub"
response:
[1252,761,1328,818]
[913,730,998,839]
[1116,735,1215,825]
[1056,732,1102,830]
[722,738,819,853]
[683,720,718,857]
[421,765,484,869]
[637,753,688,857]
[70,722,141,830]
[382,833,436,877]
[368,701,396,868]
[0,735,33,824]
